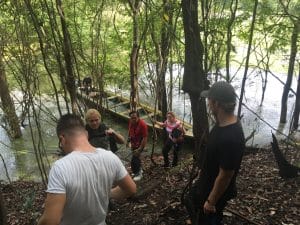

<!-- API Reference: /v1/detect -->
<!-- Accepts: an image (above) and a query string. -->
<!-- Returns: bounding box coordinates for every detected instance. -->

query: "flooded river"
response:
[0,69,298,182]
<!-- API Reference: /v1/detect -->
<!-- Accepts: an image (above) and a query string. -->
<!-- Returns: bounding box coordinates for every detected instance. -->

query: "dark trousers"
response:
[162,138,182,166]
[131,148,142,174]
[185,181,228,225]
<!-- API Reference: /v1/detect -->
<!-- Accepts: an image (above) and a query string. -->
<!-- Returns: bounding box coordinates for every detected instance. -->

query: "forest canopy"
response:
[0,0,299,138]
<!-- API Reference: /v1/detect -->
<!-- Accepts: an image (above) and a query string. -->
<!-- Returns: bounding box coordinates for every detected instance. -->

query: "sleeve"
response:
[218,141,242,170]
[110,153,128,182]
[47,163,66,194]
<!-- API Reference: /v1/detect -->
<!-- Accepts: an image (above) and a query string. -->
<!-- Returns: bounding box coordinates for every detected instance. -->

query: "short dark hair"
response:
[219,102,236,113]
[129,110,139,117]
[56,114,85,136]
[210,99,236,113]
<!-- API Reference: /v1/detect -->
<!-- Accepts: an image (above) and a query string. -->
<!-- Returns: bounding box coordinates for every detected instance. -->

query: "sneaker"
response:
[133,170,143,181]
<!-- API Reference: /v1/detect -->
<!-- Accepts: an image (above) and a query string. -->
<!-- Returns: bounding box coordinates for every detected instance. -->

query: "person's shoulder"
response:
[175,119,181,125]
[95,148,121,162]
[218,123,245,144]
[95,148,115,156]
[98,122,108,130]
[140,119,147,126]
[51,154,73,169]
[85,124,92,131]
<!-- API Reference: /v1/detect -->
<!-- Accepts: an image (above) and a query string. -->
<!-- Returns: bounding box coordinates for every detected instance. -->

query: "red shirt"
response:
[128,119,148,149]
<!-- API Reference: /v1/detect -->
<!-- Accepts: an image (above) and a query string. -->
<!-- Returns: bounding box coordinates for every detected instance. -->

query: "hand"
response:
[133,148,140,156]
[105,128,115,136]
[203,200,216,214]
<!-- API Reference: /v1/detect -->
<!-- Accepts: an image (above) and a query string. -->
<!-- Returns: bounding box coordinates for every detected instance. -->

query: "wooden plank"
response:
[76,89,194,141]
[109,101,130,109]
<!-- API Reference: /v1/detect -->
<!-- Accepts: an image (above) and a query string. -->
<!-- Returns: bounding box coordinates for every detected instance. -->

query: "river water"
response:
[0,69,298,182]
[0,109,165,182]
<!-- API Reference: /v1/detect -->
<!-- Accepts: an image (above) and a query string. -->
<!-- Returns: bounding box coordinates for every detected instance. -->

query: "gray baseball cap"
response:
[200,81,236,103]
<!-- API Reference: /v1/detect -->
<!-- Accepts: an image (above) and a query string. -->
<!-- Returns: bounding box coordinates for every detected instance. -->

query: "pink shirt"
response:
[164,119,181,138]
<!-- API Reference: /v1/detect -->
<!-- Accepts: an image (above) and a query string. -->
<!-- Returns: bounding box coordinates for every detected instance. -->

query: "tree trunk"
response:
[24,0,64,116]
[0,50,22,139]
[237,0,258,117]
[154,0,174,118]
[292,64,300,130]
[280,23,299,123]
[181,0,208,155]
[225,0,238,82]
[56,0,78,114]
[128,0,142,111]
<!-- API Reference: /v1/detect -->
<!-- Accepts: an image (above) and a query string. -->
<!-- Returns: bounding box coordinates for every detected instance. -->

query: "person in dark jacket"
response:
[85,108,125,152]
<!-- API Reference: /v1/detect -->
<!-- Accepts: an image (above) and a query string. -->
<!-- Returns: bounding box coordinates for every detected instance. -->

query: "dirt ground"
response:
[1,147,299,225]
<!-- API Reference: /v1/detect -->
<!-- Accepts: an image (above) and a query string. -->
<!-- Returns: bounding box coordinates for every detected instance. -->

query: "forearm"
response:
[110,186,134,200]
[114,132,125,144]
[181,125,186,135]
[38,216,46,225]
[139,137,147,150]
[207,173,233,205]
[155,121,164,127]
[38,215,59,225]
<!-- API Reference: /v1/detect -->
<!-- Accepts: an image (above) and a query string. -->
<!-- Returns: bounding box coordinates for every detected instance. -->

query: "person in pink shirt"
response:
[156,111,185,167]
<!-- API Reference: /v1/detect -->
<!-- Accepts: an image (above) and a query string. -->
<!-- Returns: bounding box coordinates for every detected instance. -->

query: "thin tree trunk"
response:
[280,23,299,123]
[152,0,174,118]
[292,63,300,130]
[168,55,173,111]
[0,49,22,139]
[181,0,209,155]
[225,0,238,82]
[42,0,70,114]
[128,0,142,111]
[56,0,78,114]
[24,0,64,116]
[237,0,258,117]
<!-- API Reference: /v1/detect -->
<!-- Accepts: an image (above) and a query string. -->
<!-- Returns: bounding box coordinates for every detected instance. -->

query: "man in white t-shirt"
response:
[38,114,136,225]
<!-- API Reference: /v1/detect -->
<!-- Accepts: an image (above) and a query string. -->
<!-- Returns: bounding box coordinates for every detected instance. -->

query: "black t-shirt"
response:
[198,121,245,202]
[86,123,109,149]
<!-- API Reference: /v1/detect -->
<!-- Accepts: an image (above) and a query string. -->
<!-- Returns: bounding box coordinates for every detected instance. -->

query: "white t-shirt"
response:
[47,148,128,225]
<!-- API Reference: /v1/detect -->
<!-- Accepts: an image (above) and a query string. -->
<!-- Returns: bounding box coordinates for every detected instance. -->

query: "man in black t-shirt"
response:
[85,108,125,152]
[186,81,245,225]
